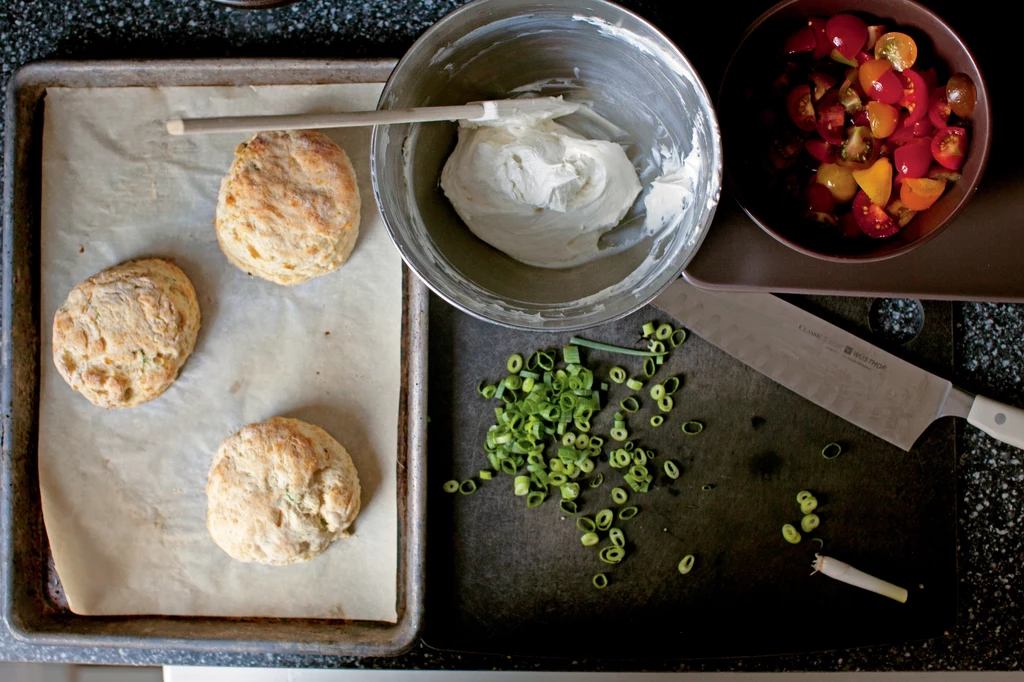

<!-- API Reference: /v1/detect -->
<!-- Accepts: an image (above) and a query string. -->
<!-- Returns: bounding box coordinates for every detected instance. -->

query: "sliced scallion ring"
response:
[611,487,628,505]
[662,376,680,395]
[581,531,600,546]
[577,516,596,533]
[801,513,820,533]
[701,483,714,491]
[643,357,656,378]
[620,397,640,412]
[589,472,604,488]
[443,480,460,493]
[651,384,666,401]
[526,491,545,508]
[625,378,644,391]
[650,415,664,427]
[459,479,477,495]
[782,523,801,544]
[642,322,656,338]
[609,527,625,548]
[800,496,818,514]
[677,554,695,574]
[612,450,632,468]
[796,490,814,504]
[592,573,608,589]
[822,442,843,459]
[670,329,687,347]
[610,427,629,442]
[507,353,524,373]
[663,460,680,480]
[562,432,576,447]
[656,323,673,341]
[658,396,674,412]
[618,506,638,520]
[595,509,614,531]
[560,499,578,515]
[599,545,626,564]
[609,366,627,384]
[681,420,704,435]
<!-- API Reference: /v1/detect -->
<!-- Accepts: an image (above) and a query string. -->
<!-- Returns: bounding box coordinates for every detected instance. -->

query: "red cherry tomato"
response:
[853,190,900,238]
[897,68,928,125]
[808,18,832,60]
[805,182,837,213]
[866,25,887,51]
[827,14,868,60]
[786,84,816,131]
[855,50,873,65]
[920,67,938,92]
[785,25,817,54]
[805,139,836,164]
[859,59,902,105]
[852,109,870,127]
[931,127,968,170]
[912,117,934,137]
[810,72,837,101]
[893,138,932,178]
[817,103,847,144]
[928,88,951,129]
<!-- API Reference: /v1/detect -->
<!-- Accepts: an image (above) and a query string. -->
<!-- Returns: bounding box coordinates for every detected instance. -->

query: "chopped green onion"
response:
[526,491,545,508]
[609,527,625,548]
[658,396,674,412]
[677,554,695,574]
[459,479,477,495]
[681,420,703,435]
[443,480,460,493]
[811,537,825,549]
[611,487,628,504]
[800,496,818,514]
[505,375,522,390]
[562,432,576,447]
[590,436,604,447]
[822,442,843,459]
[609,366,627,384]
[655,323,673,341]
[650,384,666,401]
[599,546,626,564]
[782,523,802,544]
[701,484,714,491]
[560,499,578,515]
[581,532,600,546]
[575,434,590,449]
[623,441,635,452]
[618,506,638,520]
[648,340,666,355]
[592,573,608,589]
[796,490,814,504]
[629,464,648,480]
[526,351,540,371]
[478,381,495,396]
[577,516,596,532]
[632,449,647,467]
[663,460,680,479]
[480,470,493,480]
[642,322,656,338]
[562,345,581,365]
[643,357,655,378]
[578,458,595,474]
[569,336,666,357]
[507,353,524,373]
[561,482,580,501]
[513,476,530,496]
[650,415,664,427]
[670,329,687,347]
[595,509,614,531]
[801,513,820,533]
[662,376,680,395]
[537,351,555,371]
[620,397,640,412]
[625,378,644,391]
[612,450,632,468]
[549,473,568,486]
[610,427,629,442]
[590,472,604,488]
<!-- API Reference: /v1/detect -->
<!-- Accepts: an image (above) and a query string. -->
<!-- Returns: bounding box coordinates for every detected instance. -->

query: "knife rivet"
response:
[995,413,1007,425]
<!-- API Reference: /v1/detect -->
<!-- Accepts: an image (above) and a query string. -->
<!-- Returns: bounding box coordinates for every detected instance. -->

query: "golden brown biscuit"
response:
[214,130,361,285]
[206,417,362,565]
[52,258,201,408]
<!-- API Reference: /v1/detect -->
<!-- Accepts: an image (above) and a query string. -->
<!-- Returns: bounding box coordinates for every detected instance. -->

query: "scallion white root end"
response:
[812,554,908,604]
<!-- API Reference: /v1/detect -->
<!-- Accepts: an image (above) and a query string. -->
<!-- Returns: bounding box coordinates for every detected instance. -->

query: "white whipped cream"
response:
[440,98,642,269]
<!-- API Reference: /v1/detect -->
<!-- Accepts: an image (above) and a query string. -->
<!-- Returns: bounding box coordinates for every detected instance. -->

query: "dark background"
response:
[2,0,1024,671]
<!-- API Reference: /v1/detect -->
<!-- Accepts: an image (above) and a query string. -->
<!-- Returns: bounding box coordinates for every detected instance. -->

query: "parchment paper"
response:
[38,84,400,621]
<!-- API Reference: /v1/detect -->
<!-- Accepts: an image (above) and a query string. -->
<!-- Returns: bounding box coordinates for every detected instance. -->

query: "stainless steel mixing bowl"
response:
[371,0,722,331]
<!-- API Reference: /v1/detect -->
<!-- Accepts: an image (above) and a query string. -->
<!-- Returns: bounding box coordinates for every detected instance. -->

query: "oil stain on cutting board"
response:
[425,295,956,659]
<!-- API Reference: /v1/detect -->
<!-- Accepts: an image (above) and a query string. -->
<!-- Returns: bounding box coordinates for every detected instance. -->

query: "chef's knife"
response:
[653,279,1024,452]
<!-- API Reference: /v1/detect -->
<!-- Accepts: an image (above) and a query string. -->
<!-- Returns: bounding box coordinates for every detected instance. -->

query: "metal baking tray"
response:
[1,59,426,657]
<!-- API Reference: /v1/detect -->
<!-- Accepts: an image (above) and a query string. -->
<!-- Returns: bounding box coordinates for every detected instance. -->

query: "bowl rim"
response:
[718,0,992,263]
[370,0,724,330]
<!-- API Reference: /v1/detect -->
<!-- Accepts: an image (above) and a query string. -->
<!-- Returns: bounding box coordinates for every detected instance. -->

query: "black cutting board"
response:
[423,294,956,659]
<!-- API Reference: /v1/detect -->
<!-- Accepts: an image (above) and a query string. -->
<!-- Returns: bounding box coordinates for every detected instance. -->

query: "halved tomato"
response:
[946,73,978,118]
[770,131,803,169]
[897,68,928,125]
[827,14,868,60]
[816,162,859,202]
[867,101,899,138]
[859,59,902,105]
[786,84,816,131]
[928,88,951,129]
[853,190,900,237]
[928,165,962,182]
[874,32,918,71]
[805,182,837,213]
[809,17,832,60]
[805,211,839,228]
[888,114,917,145]
[805,139,836,163]
[855,50,873,65]
[852,158,893,206]
[931,127,968,170]
[886,199,917,227]
[817,103,847,144]
[866,25,887,51]
[912,117,934,137]
[785,25,817,54]
[810,72,837,101]
[852,109,870,127]
[841,126,877,166]
[900,177,946,210]
[893,138,932,178]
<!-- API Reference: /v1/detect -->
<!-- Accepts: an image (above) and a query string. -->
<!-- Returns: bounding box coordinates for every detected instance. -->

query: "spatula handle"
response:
[968,395,1024,450]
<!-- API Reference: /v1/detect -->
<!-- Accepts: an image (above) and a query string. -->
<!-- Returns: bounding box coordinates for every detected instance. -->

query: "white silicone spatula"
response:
[165,97,578,135]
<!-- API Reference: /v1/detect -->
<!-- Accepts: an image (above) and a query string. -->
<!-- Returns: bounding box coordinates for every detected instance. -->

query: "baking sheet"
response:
[37,83,401,621]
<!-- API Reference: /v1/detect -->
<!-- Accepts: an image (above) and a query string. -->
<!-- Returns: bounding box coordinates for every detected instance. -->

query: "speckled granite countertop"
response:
[2,0,1024,671]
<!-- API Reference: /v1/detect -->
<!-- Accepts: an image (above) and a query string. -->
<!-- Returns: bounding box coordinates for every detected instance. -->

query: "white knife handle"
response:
[967,395,1024,450]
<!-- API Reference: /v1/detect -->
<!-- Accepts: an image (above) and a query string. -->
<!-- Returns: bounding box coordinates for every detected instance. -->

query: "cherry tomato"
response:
[786,84,816,131]
[888,119,916,146]
[946,73,978,118]
[810,72,837,101]
[866,25,887,51]
[817,103,847,144]
[911,117,934,138]
[816,163,859,202]
[928,165,962,183]
[831,49,859,68]
[841,126,877,166]
[805,183,837,213]
[900,177,946,210]
[856,50,873,65]
[785,25,817,54]
[852,158,893,206]
[808,18,832,60]
[770,131,804,170]
[858,59,902,105]
[827,14,868,61]
[805,139,837,164]
[931,127,968,170]
[893,138,932,178]
[886,199,917,228]
[928,87,951,129]
[867,101,899,138]
[839,79,863,114]
[805,211,839,228]
[853,190,900,238]
[896,68,928,125]
[874,32,918,71]
[920,67,938,92]
[852,109,870,127]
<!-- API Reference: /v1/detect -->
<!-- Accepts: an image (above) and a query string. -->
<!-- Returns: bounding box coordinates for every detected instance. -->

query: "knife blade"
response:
[653,279,1024,452]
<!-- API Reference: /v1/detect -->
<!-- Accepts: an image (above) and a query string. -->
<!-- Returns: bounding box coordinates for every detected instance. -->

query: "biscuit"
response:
[214,130,361,285]
[52,258,201,408]
[206,416,362,565]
